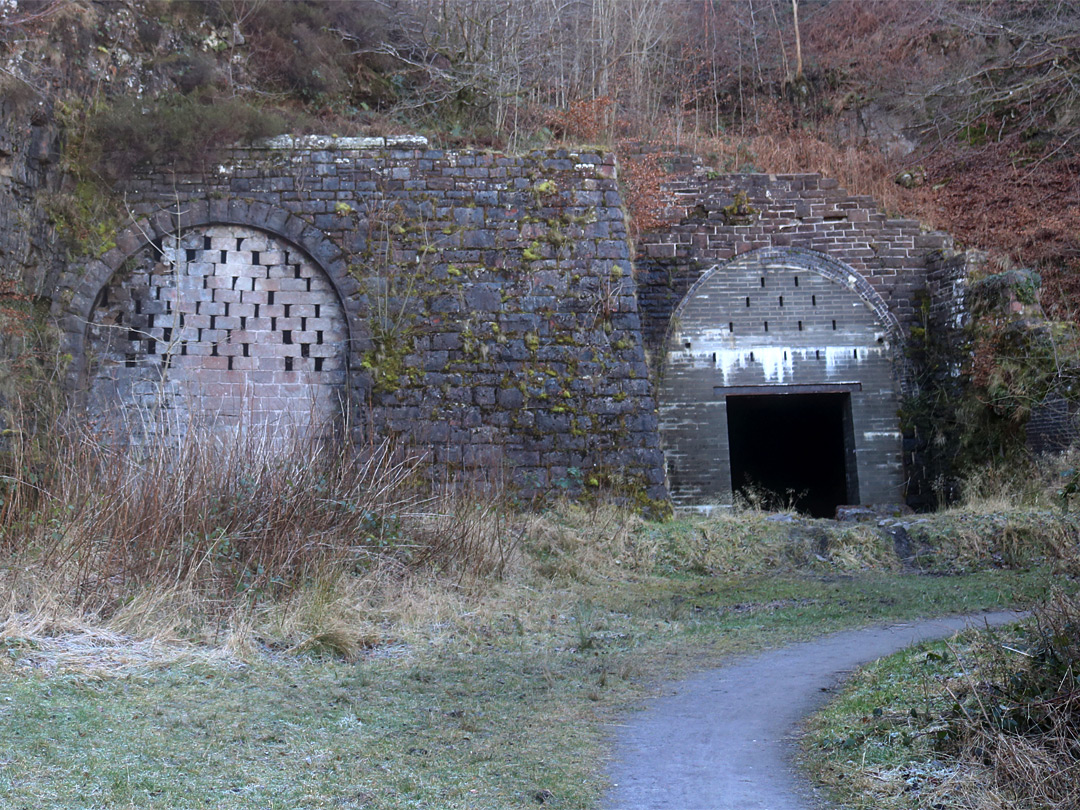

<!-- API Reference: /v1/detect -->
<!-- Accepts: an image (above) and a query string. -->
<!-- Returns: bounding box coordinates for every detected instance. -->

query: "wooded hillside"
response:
[4,0,1077,309]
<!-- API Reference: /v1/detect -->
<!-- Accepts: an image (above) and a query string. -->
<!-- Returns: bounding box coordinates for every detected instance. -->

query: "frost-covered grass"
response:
[0,498,1063,808]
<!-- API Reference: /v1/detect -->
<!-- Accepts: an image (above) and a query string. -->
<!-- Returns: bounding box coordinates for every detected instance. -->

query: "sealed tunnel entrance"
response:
[726,392,858,518]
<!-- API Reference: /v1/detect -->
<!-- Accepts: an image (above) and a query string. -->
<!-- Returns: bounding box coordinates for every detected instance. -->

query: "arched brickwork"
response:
[56,201,361,443]
[659,247,906,510]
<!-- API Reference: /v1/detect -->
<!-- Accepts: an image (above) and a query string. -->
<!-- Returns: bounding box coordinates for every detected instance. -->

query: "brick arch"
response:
[56,200,363,389]
[658,246,908,509]
[672,247,904,346]
[666,246,912,397]
[56,201,363,441]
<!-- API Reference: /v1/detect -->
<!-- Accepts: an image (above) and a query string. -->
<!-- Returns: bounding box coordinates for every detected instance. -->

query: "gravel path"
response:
[603,611,1022,810]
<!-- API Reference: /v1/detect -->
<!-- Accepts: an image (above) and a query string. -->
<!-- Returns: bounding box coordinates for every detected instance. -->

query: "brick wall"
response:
[85,225,348,442]
[56,137,666,504]
[660,248,904,507]
[636,170,953,355]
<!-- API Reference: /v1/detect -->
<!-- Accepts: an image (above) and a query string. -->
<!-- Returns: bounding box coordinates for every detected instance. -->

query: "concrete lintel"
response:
[716,382,863,397]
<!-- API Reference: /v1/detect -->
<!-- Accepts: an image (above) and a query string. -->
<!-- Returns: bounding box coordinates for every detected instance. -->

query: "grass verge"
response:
[802,589,1080,810]
[0,499,1072,808]
[3,419,1078,808]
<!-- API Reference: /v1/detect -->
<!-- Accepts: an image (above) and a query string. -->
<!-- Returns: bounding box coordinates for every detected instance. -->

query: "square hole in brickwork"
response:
[726,392,857,518]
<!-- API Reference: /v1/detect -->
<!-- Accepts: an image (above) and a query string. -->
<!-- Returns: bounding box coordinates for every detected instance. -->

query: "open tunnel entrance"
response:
[725,392,858,518]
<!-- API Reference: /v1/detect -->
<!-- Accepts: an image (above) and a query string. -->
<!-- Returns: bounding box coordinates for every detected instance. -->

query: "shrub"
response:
[85,92,287,182]
[934,592,1080,808]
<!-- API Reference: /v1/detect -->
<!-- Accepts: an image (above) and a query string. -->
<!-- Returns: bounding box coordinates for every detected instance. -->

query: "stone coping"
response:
[258,134,430,150]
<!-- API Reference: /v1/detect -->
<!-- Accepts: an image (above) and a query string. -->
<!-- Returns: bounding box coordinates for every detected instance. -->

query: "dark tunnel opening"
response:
[726,392,857,518]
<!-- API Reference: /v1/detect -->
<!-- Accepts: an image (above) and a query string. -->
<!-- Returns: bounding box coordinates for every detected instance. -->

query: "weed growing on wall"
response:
[904,263,1080,508]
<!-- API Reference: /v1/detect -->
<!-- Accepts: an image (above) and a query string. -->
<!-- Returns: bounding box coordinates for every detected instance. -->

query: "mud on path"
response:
[603,611,1021,810]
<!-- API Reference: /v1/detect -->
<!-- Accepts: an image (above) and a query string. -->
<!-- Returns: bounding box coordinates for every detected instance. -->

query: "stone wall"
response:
[56,137,667,504]
[0,95,65,441]
[0,97,59,301]
[51,138,995,510]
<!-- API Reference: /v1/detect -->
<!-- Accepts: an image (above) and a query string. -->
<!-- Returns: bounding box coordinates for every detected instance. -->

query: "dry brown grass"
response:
[642,104,931,227]
[0,407,525,659]
[921,591,1080,810]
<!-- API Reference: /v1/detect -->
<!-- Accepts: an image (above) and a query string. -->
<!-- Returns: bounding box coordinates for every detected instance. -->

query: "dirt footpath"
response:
[603,611,1021,810]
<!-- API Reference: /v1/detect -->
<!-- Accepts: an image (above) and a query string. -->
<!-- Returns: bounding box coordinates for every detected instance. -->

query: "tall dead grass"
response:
[0,410,523,648]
